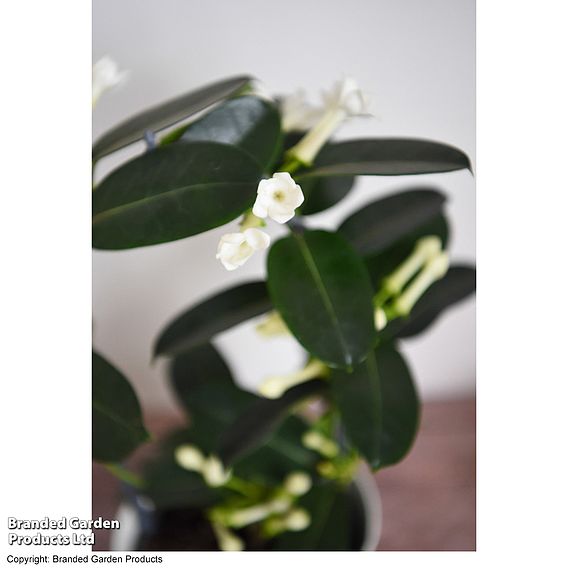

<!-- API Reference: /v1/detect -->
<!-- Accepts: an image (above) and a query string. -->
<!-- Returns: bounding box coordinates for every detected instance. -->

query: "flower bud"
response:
[374,308,387,331]
[211,523,244,552]
[285,509,311,531]
[258,360,328,399]
[92,56,128,107]
[383,236,442,295]
[301,431,339,458]
[202,455,232,487]
[284,472,312,496]
[393,252,450,317]
[174,444,204,472]
[216,228,270,271]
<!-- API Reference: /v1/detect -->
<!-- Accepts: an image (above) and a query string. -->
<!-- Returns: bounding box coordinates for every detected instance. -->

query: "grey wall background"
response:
[93,0,475,411]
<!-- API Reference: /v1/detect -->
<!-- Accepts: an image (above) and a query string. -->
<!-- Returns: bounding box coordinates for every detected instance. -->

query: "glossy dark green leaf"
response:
[267,230,376,369]
[154,281,271,358]
[283,132,355,214]
[300,138,471,178]
[234,416,319,485]
[272,483,357,550]
[299,176,356,216]
[364,214,450,288]
[338,188,447,255]
[178,95,282,171]
[169,343,255,446]
[220,379,327,466]
[92,351,149,463]
[92,75,252,161]
[92,142,262,249]
[382,265,476,339]
[330,343,419,469]
[142,429,223,510]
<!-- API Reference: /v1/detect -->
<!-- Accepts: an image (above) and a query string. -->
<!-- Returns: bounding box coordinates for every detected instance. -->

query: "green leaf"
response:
[142,429,224,510]
[272,482,358,550]
[154,281,271,358]
[283,132,355,215]
[92,351,149,463]
[92,75,252,161]
[169,343,255,447]
[234,416,319,485]
[267,230,376,369]
[178,95,282,171]
[299,176,355,216]
[364,214,450,287]
[330,343,419,469]
[300,138,472,178]
[92,142,262,249]
[382,264,476,339]
[219,379,327,466]
[338,188,447,255]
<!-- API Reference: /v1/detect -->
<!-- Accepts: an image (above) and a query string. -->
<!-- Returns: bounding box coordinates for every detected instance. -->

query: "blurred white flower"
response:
[287,77,371,165]
[281,89,324,132]
[216,228,270,271]
[92,56,128,107]
[322,76,371,116]
[252,172,304,224]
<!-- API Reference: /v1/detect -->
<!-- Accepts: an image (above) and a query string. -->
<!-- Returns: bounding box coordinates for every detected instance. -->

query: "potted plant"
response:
[92,68,475,551]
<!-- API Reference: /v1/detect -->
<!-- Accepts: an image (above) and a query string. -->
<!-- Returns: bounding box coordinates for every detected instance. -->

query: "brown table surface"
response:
[93,398,475,551]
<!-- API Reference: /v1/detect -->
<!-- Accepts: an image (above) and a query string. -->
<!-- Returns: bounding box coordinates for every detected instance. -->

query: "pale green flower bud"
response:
[284,508,311,531]
[211,523,244,552]
[258,359,328,399]
[283,471,312,496]
[174,444,204,472]
[393,252,450,317]
[302,431,339,458]
[383,236,442,295]
[202,455,232,487]
[374,308,387,331]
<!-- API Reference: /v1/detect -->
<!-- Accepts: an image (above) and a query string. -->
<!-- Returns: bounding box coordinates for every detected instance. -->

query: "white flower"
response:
[287,77,371,165]
[252,173,304,224]
[322,77,371,116]
[92,56,129,106]
[281,89,324,132]
[216,228,270,271]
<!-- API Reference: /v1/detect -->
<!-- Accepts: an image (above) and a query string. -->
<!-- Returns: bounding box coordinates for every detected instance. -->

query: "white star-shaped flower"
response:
[252,173,304,224]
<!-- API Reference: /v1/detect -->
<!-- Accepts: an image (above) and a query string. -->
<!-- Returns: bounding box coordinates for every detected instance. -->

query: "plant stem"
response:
[104,463,145,489]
